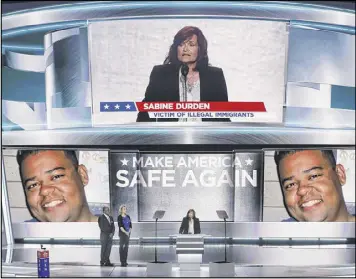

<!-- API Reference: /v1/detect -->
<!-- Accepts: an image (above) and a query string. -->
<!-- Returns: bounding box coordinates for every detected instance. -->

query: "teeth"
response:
[43,200,63,208]
[301,200,322,208]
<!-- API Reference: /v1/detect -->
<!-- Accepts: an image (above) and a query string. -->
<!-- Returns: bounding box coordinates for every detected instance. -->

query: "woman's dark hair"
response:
[186,209,196,219]
[164,26,209,71]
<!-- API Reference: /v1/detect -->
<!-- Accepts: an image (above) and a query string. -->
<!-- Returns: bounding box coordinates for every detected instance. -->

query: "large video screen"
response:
[89,19,287,124]
[4,149,263,223]
[5,148,353,224]
[263,148,355,222]
[3,149,110,223]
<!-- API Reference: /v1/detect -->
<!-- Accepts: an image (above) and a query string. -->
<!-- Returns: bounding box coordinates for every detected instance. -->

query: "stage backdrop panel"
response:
[234,152,264,221]
[89,19,287,124]
[77,150,110,216]
[110,152,263,221]
[110,151,139,221]
[336,149,355,205]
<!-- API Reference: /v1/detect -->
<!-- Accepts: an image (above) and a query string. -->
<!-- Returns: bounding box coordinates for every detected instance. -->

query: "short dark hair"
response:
[16,150,79,182]
[186,209,196,219]
[274,149,337,171]
[164,26,209,71]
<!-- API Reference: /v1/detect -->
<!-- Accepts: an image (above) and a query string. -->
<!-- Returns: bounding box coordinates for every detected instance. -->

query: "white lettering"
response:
[217,170,234,187]
[145,157,154,168]
[177,157,187,167]
[129,170,148,187]
[200,156,208,168]
[166,157,173,168]
[187,156,198,168]
[175,102,210,110]
[147,170,161,187]
[242,170,257,187]
[145,103,174,110]
[133,156,174,168]
[234,156,243,168]
[116,170,129,187]
[116,169,257,188]
[200,170,216,187]
[162,170,175,187]
[133,157,143,167]
[182,170,199,187]
[222,157,231,168]
[155,156,165,168]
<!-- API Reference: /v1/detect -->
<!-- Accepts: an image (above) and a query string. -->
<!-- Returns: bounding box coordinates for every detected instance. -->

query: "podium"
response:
[171,234,209,271]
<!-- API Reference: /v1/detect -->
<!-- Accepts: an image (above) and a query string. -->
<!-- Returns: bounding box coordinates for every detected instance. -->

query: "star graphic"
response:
[245,158,253,166]
[120,158,129,166]
[104,104,109,110]
[115,104,120,110]
[125,104,131,109]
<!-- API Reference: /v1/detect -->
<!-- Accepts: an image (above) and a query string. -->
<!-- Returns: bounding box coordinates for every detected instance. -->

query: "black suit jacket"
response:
[136,64,230,122]
[98,214,115,234]
[179,217,201,234]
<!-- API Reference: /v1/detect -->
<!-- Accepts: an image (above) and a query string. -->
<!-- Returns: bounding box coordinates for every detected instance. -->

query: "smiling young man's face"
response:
[278,150,347,222]
[20,150,89,222]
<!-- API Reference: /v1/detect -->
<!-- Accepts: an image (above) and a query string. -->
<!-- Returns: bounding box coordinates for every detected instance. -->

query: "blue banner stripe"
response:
[100,102,137,112]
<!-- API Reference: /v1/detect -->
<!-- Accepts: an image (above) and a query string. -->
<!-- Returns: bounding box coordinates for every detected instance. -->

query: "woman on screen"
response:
[179,209,201,234]
[117,205,132,267]
[136,26,230,122]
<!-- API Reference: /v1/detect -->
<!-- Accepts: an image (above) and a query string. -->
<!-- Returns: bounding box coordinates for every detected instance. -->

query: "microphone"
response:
[181,64,189,103]
[181,63,189,77]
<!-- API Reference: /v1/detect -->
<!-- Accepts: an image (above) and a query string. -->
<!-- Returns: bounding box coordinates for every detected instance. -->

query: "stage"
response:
[1,1,355,278]
[2,244,355,277]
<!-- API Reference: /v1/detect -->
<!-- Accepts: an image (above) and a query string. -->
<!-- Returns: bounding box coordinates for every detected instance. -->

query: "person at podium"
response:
[136,26,230,122]
[179,209,201,234]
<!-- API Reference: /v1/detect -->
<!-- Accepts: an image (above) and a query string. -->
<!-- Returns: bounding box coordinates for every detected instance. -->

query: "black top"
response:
[98,214,115,234]
[179,217,201,234]
[117,214,132,235]
[136,64,230,122]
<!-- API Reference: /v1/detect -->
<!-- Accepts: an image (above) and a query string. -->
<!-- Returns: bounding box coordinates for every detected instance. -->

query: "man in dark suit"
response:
[137,26,230,122]
[98,207,115,266]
